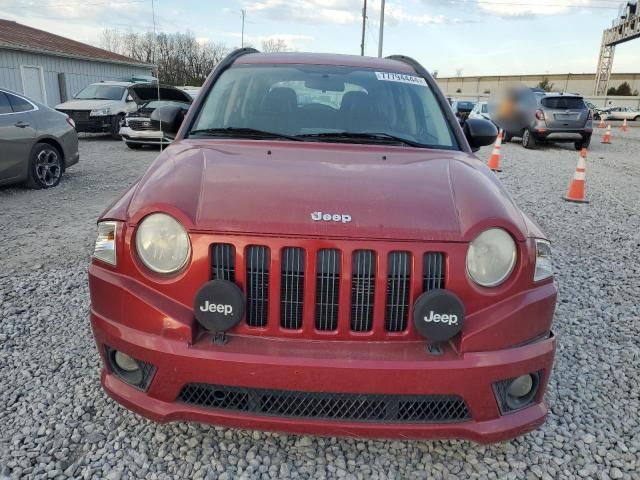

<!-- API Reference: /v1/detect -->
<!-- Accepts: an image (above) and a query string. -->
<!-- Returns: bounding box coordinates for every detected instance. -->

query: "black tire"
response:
[522,129,536,149]
[502,130,512,143]
[125,142,143,150]
[575,135,591,151]
[25,143,63,189]
[111,114,124,140]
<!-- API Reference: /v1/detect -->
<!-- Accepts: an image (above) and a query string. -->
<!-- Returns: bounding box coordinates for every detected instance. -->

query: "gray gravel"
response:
[1,131,639,479]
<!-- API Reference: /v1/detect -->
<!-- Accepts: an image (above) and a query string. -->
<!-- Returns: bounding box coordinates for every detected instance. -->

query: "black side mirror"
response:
[463,118,498,152]
[150,106,185,138]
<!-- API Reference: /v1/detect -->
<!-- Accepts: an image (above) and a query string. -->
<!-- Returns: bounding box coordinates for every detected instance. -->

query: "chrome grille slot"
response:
[280,247,305,329]
[315,249,341,331]
[385,251,411,332]
[350,250,376,332]
[211,244,235,281]
[423,252,445,291]
[246,246,269,327]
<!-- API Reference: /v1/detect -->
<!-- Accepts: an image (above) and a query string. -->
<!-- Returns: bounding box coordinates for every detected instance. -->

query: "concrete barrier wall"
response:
[445,93,640,110]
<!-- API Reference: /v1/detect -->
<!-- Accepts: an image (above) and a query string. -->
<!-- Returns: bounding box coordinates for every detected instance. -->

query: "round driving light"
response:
[194,280,245,332]
[114,351,139,372]
[135,213,191,274]
[466,228,517,287]
[412,289,465,342]
[507,374,533,398]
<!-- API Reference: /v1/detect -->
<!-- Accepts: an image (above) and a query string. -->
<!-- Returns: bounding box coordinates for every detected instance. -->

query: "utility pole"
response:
[377,0,385,58]
[241,9,246,48]
[360,0,367,56]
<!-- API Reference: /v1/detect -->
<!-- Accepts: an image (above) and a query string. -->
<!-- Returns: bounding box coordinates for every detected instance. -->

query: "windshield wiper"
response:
[189,127,302,141]
[296,131,430,148]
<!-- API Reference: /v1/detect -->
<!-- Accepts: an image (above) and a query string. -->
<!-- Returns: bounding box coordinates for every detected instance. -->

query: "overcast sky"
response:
[1,0,639,77]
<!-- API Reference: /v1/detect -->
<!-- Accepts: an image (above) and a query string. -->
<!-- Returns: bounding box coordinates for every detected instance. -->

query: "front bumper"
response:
[119,126,170,145]
[90,267,557,443]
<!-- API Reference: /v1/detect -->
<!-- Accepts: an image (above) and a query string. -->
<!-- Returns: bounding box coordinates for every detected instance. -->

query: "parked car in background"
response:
[89,49,558,443]
[0,88,79,188]
[177,86,202,99]
[601,106,640,121]
[55,81,167,139]
[499,90,592,150]
[469,101,497,127]
[450,100,476,121]
[119,86,193,149]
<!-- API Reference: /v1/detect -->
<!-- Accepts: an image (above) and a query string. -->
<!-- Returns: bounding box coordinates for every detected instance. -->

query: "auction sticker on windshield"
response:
[375,72,427,86]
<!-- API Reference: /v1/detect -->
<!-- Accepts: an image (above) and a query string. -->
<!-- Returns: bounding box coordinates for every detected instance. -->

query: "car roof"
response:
[543,92,582,98]
[234,52,416,73]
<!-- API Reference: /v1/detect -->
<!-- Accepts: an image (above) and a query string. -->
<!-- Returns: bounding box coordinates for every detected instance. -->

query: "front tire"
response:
[502,130,512,143]
[522,129,536,149]
[25,143,63,189]
[111,114,124,140]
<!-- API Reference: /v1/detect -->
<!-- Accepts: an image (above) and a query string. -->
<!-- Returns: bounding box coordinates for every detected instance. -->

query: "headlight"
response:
[534,239,553,282]
[135,213,190,274]
[466,228,517,287]
[90,108,111,116]
[93,221,118,265]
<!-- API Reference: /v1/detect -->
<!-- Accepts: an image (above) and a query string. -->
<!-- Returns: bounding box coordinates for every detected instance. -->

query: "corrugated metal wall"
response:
[0,49,152,106]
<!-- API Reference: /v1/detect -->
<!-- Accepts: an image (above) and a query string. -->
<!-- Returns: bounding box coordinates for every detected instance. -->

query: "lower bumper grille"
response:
[178,384,471,423]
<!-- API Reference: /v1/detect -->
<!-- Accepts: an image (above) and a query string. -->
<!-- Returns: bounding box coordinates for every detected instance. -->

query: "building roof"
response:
[0,19,152,67]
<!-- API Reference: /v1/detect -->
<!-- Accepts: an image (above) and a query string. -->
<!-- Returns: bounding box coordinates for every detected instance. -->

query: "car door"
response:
[0,91,37,183]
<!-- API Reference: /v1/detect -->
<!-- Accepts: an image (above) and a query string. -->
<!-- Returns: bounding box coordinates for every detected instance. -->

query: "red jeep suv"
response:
[89,50,557,443]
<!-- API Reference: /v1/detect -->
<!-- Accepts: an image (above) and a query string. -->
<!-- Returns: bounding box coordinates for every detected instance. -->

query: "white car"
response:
[469,101,498,127]
[602,107,640,121]
[55,81,161,138]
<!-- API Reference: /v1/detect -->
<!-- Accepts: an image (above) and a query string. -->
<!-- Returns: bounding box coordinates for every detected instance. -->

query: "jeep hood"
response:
[125,140,528,242]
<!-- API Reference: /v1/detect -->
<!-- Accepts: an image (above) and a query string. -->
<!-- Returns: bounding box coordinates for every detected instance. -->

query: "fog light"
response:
[504,373,540,411]
[114,351,139,372]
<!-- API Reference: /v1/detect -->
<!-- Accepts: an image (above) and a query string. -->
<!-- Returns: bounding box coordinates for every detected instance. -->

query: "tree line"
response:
[100,30,290,86]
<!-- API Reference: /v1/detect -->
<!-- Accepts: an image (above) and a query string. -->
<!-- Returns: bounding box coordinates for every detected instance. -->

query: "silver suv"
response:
[501,91,592,150]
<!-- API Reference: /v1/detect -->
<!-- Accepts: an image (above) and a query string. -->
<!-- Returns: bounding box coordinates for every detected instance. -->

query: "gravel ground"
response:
[1,130,639,479]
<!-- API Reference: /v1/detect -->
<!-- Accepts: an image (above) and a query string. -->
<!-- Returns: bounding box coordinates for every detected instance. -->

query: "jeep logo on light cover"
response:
[311,211,352,223]
[424,311,459,326]
[412,289,465,342]
[193,280,245,333]
[200,301,233,316]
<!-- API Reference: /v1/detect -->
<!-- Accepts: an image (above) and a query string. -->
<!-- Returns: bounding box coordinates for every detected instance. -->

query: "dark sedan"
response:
[0,88,78,188]
[451,100,476,122]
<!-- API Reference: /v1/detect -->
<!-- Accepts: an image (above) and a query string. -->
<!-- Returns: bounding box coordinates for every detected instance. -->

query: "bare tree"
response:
[261,38,289,52]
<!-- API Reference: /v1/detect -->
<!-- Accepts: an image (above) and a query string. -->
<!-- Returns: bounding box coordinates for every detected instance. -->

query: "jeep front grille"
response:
[209,242,446,339]
[246,245,269,327]
[178,384,470,423]
[280,247,305,329]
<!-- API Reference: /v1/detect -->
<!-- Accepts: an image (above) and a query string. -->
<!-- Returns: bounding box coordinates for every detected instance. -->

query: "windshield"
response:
[189,65,457,149]
[541,97,585,109]
[75,84,126,100]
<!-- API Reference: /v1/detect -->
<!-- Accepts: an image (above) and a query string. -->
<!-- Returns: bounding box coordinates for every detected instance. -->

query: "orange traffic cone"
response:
[563,150,588,203]
[597,117,605,128]
[601,125,611,144]
[487,130,503,172]
[621,118,628,132]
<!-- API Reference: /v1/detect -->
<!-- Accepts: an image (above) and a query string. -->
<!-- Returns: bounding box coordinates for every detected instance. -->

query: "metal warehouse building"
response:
[0,19,153,107]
